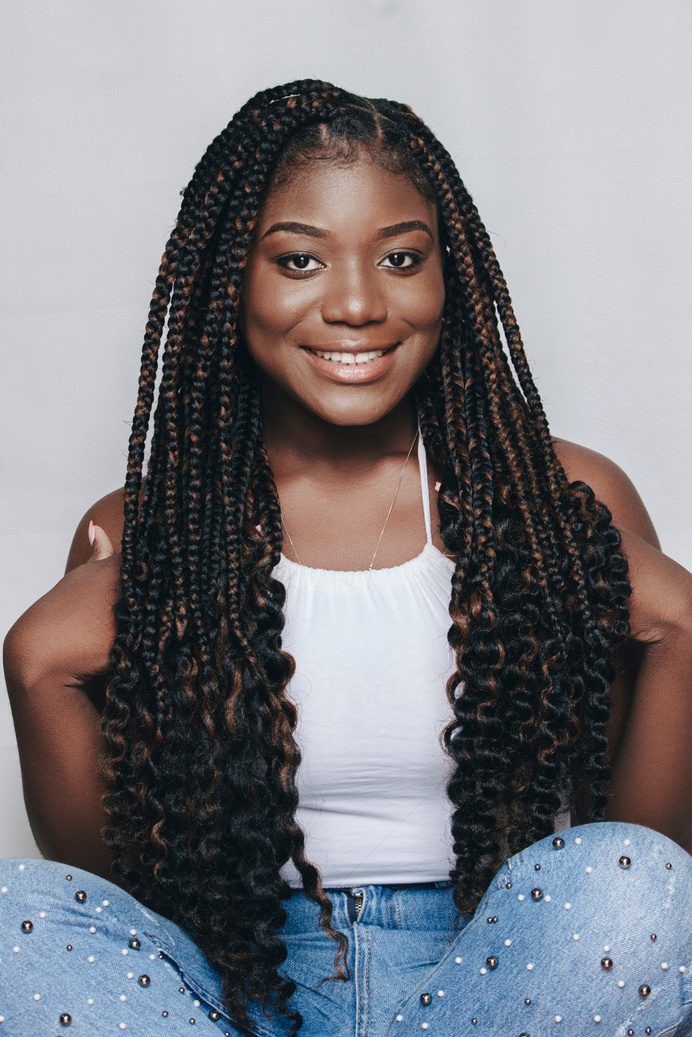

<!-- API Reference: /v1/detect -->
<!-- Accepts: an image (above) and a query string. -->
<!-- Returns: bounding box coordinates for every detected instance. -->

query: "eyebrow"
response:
[261,221,328,240]
[377,220,434,241]
[260,219,434,242]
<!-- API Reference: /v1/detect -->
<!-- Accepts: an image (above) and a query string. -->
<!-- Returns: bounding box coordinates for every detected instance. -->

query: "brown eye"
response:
[381,251,418,270]
[277,253,322,272]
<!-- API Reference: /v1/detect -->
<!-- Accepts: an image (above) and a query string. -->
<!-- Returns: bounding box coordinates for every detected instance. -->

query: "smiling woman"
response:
[3,81,692,1037]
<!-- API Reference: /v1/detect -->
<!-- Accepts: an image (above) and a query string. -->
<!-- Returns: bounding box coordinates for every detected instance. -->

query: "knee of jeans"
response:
[511,821,691,871]
[0,856,121,908]
[0,857,61,890]
[556,821,692,872]
[505,821,692,920]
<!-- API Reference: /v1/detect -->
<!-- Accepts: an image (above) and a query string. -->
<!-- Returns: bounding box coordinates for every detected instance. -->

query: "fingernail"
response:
[88,520,95,546]
[434,481,441,493]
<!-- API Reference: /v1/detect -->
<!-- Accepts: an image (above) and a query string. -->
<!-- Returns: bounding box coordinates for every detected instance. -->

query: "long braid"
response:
[392,100,629,901]
[102,81,630,1030]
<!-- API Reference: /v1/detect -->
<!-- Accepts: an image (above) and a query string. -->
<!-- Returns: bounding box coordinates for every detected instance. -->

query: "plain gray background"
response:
[2,0,691,858]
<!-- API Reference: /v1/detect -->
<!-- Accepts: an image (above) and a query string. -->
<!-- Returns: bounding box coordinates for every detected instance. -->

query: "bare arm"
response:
[3,489,127,877]
[555,439,692,849]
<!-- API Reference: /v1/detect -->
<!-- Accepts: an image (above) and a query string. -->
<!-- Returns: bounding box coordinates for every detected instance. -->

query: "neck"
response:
[260,382,418,471]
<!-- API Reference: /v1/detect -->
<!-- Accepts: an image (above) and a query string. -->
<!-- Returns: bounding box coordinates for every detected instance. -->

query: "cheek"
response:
[401,275,446,333]
[403,277,445,375]
[242,276,311,343]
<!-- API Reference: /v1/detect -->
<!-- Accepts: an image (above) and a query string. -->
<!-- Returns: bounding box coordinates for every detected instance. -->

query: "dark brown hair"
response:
[102,81,630,1034]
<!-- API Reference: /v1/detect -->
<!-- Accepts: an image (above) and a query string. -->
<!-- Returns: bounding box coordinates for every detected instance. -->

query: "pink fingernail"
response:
[434,481,441,492]
[88,520,95,546]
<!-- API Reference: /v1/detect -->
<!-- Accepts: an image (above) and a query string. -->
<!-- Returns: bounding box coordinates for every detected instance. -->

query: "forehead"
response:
[257,155,439,236]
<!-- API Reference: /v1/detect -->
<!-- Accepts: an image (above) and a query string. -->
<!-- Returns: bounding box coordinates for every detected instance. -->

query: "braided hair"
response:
[102,81,631,1033]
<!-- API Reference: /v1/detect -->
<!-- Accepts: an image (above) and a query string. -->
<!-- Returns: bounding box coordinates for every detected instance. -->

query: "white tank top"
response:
[278,436,458,888]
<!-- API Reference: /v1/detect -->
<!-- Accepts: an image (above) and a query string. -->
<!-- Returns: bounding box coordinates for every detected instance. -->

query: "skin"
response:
[4,155,692,881]
[240,156,446,571]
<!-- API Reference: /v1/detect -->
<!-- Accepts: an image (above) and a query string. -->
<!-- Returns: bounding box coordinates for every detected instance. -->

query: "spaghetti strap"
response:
[417,431,433,545]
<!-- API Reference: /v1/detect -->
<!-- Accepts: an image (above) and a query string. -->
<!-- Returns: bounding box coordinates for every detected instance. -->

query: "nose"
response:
[320,261,387,326]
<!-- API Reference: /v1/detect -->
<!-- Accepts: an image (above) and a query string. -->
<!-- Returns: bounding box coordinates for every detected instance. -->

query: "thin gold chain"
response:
[281,430,420,570]
[281,522,303,566]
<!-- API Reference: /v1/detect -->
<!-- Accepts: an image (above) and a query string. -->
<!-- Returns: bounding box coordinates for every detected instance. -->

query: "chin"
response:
[311,396,406,428]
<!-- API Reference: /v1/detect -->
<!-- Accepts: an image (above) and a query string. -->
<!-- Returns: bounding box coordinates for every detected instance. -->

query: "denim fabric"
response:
[1,823,691,1037]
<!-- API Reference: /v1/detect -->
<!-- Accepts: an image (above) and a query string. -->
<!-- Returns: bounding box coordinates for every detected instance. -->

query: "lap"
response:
[388,821,692,1036]
[0,858,240,1035]
[1,823,692,1037]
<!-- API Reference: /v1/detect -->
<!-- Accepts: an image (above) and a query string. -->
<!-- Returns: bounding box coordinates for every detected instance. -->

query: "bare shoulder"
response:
[553,438,661,549]
[65,487,127,572]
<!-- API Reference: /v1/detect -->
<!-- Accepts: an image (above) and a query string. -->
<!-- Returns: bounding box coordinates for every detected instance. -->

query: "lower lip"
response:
[303,347,397,383]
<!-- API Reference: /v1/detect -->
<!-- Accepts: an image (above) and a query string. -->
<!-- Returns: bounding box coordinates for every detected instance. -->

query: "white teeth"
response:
[312,349,386,365]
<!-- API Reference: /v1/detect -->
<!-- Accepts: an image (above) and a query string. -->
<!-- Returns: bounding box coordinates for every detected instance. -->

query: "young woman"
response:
[3,80,692,1037]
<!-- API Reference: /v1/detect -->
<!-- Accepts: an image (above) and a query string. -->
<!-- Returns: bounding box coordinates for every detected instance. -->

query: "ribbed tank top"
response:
[278,436,458,888]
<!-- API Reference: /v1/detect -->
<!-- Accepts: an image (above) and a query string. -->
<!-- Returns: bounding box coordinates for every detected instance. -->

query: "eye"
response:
[276,253,323,273]
[380,251,420,270]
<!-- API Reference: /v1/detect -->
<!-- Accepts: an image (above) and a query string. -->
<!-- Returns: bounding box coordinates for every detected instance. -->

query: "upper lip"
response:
[304,343,396,354]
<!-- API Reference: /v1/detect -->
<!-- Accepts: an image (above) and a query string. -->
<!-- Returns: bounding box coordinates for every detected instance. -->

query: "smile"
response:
[310,349,389,365]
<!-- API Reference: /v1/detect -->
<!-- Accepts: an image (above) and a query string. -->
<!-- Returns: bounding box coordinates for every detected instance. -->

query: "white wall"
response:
[2,0,690,858]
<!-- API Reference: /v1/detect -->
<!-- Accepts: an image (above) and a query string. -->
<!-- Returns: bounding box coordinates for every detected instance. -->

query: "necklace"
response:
[282,429,420,571]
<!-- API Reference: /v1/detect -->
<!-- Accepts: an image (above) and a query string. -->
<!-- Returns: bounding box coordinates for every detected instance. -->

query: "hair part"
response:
[269,102,437,205]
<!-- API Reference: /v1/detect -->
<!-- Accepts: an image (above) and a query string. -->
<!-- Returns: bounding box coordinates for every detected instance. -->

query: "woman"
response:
[3,80,692,1036]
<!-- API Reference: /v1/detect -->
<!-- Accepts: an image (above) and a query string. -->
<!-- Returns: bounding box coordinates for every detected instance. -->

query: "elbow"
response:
[3,612,44,701]
[644,568,692,648]
[664,576,692,643]
[4,602,70,700]
[3,617,29,699]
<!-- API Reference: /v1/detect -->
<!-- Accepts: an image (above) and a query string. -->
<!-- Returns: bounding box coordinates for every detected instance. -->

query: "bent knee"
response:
[563,821,691,862]
[0,857,128,919]
[494,822,692,932]
[546,821,692,882]
[507,822,692,876]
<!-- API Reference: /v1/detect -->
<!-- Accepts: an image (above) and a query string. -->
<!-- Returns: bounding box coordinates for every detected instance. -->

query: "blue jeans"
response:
[1,823,692,1036]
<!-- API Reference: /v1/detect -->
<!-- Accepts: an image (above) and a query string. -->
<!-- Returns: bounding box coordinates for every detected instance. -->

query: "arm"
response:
[3,489,127,878]
[555,440,692,849]
[605,526,692,846]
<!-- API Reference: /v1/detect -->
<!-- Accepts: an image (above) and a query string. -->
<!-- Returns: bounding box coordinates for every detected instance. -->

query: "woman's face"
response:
[241,152,445,428]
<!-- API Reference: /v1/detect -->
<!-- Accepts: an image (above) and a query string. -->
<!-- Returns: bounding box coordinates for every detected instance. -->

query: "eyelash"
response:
[275,251,423,274]
[276,253,323,273]
[380,251,421,270]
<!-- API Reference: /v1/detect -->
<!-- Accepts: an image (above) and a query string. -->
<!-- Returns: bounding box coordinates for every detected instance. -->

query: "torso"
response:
[278,539,457,887]
[73,436,660,786]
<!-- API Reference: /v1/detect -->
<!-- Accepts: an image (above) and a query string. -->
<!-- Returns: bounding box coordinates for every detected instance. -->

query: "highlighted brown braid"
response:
[102,81,630,1033]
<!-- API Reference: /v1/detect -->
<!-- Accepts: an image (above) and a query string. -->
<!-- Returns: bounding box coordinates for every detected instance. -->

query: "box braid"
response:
[101,80,630,1032]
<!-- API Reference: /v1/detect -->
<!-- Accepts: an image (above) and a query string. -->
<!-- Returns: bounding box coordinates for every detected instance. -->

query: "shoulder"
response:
[553,438,660,549]
[65,486,127,572]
